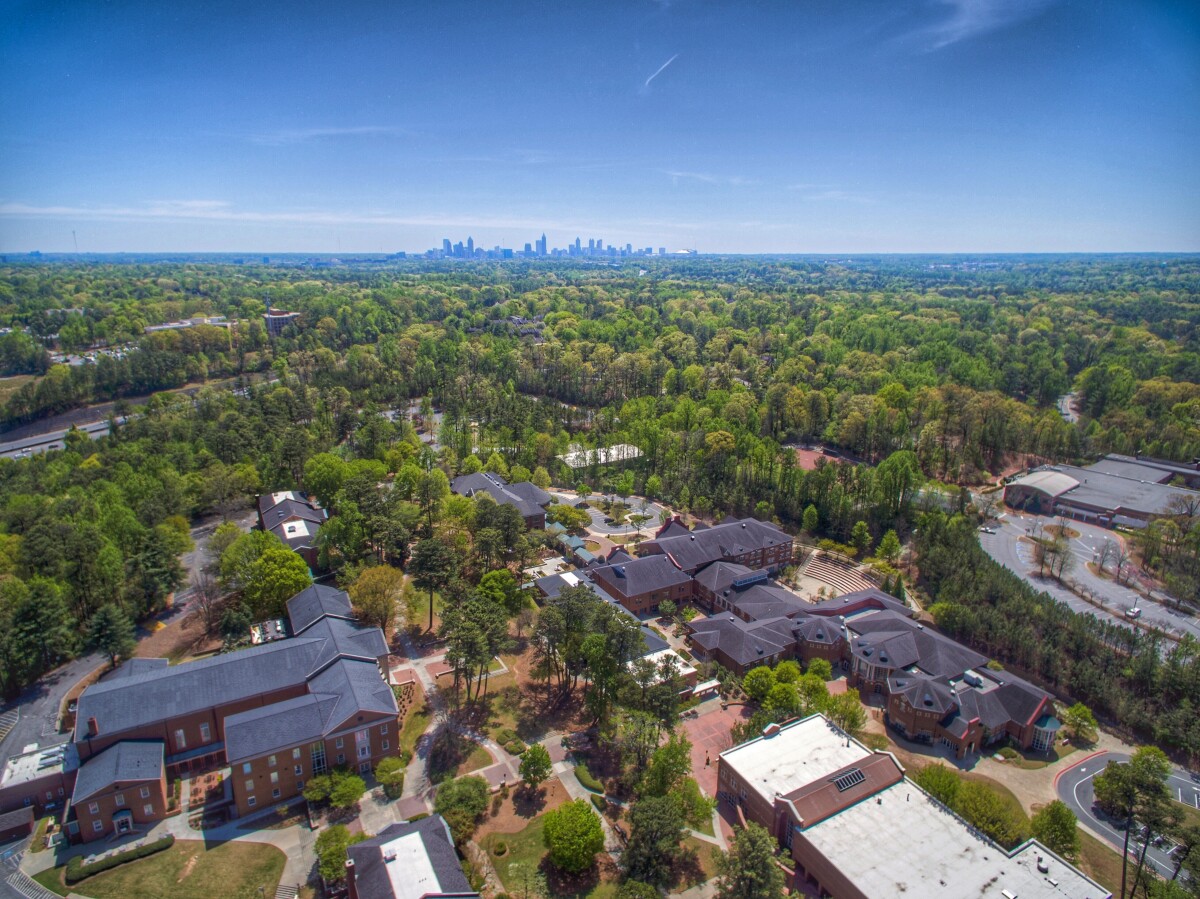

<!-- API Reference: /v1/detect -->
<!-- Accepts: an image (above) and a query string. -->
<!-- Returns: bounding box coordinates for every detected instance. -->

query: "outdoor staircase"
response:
[274,884,299,899]
[7,870,63,899]
[802,555,875,596]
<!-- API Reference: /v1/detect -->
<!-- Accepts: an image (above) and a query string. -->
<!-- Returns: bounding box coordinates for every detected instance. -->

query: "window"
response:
[270,772,278,785]
[139,786,150,799]
[294,765,302,776]
[92,821,103,832]
[174,728,186,749]
[296,780,304,791]
[247,796,256,808]
[337,754,345,765]
[272,788,280,799]
[244,780,254,792]
[88,802,99,815]
[381,741,389,752]
[268,755,276,768]
[199,722,211,743]
[143,804,153,816]
[379,723,389,735]
[242,762,252,775]
[335,737,344,749]
[310,742,327,777]
[45,791,52,801]
[292,748,301,760]
[114,793,125,807]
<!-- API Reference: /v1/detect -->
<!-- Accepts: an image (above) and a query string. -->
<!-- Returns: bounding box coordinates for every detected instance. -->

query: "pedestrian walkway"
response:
[6,870,61,899]
[274,884,299,899]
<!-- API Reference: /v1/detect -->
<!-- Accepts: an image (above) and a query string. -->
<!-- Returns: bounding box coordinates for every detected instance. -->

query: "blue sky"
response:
[1,0,1197,253]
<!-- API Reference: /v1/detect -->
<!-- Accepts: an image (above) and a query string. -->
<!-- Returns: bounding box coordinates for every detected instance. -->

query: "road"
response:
[1057,392,1081,424]
[547,491,667,536]
[1058,751,1197,882]
[978,511,1200,641]
[0,653,101,768]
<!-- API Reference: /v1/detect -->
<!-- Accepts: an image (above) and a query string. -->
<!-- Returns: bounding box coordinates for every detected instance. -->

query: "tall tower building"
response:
[466,236,474,256]
[536,233,547,256]
[442,238,451,256]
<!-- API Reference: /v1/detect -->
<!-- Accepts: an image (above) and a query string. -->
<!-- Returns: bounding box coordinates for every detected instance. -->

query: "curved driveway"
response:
[1057,750,1198,881]
[548,491,667,537]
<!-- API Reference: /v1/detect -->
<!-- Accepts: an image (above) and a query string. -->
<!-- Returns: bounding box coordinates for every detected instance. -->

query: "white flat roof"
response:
[719,715,871,808]
[282,519,312,538]
[558,443,643,468]
[383,830,443,899]
[634,648,697,681]
[800,781,1109,898]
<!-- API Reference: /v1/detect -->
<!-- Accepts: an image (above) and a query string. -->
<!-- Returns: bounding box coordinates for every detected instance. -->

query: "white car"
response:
[1125,607,1143,620]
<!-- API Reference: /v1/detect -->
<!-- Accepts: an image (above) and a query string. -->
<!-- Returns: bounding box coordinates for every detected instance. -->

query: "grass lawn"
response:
[0,374,35,406]
[1002,742,1080,770]
[482,816,617,899]
[674,836,722,890]
[33,840,285,899]
[457,742,494,776]
[399,700,433,760]
[1077,829,1125,894]
[690,814,715,838]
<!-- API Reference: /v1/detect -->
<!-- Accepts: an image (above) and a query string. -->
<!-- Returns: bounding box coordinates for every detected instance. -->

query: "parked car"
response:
[1125,607,1143,620]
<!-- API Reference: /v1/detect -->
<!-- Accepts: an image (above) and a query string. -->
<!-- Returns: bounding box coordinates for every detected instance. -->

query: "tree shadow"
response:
[540,857,602,898]
[512,784,547,819]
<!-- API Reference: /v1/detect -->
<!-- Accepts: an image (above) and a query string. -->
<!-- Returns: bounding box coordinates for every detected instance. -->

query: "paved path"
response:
[0,654,102,770]
[1057,750,1198,881]
[548,491,667,537]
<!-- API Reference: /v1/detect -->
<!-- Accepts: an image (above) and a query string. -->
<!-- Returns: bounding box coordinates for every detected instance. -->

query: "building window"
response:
[247,796,256,808]
[268,755,277,767]
[337,754,345,765]
[243,762,252,775]
[114,793,125,807]
[294,765,302,776]
[93,821,103,832]
[244,780,254,792]
[88,802,99,815]
[335,737,344,749]
[139,786,150,799]
[310,742,327,776]
[199,722,211,743]
[379,723,388,735]
[270,772,279,785]
[174,728,186,749]
[296,780,304,791]
[292,748,301,760]
[143,804,153,816]
[272,788,280,799]
[381,741,389,752]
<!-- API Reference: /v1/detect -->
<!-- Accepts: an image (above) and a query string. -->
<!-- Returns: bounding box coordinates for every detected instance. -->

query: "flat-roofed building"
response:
[345,815,479,899]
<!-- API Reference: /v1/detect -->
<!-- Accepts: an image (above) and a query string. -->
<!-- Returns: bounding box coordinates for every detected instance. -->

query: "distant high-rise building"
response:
[524,242,533,255]
[658,247,666,255]
[442,238,451,255]
[588,239,595,253]
[574,237,581,253]
[536,233,547,256]
[466,236,474,256]
[596,238,604,252]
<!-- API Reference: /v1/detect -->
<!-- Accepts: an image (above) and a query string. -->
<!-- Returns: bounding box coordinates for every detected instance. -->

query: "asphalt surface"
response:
[1057,751,1198,882]
[548,491,667,536]
[0,652,101,768]
[978,511,1200,641]
[1057,392,1081,424]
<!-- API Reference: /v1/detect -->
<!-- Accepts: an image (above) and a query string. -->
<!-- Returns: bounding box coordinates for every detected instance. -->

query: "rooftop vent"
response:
[833,768,866,792]
[1037,856,1048,874]
[762,722,781,738]
[383,848,397,862]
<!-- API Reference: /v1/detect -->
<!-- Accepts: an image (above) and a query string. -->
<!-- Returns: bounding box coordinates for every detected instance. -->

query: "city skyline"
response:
[1,0,1198,253]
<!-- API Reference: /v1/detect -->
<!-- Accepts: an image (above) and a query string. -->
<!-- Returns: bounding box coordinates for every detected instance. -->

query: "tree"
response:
[913,763,961,808]
[303,452,347,509]
[88,603,136,667]
[773,659,801,684]
[349,565,404,632]
[241,545,312,620]
[617,882,659,899]
[623,795,686,887]
[409,538,460,632]
[1031,800,1080,860]
[1094,747,1176,899]
[802,504,819,534]
[658,599,677,622]
[877,529,902,563]
[315,824,368,885]
[532,465,552,489]
[642,730,692,797]
[1062,702,1098,744]
[763,682,800,720]
[543,798,605,874]
[825,689,866,735]
[956,781,1028,848]
[329,773,366,809]
[742,666,775,703]
[520,743,552,792]
[375,756,405,799]
[434,775,490,844]
[219,602,252,643]
[850,520,872,558]
[478,568,524,617]
[547,504,592,531]
[806,658,833,681]
[715,822,786,899]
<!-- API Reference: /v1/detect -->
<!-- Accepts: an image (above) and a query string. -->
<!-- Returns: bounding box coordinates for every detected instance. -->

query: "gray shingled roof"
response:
[108,658,169,680]
[308,658,399,731]
[847,610,986,678]
[648,518,792,572]
[224,693,341,764]
[287,584,355,634]
[688,615,796,666]
[347,816,477,899]
[450,473,550,519]
[72,741,164,803]
[590,555,691,599]
[693,561,755,594]
[728,583,808,621]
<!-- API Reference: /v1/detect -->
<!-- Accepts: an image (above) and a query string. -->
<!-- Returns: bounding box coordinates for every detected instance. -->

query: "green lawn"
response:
[1077,829,1125,895]
[457,742,494,776]
[481,816,617,899]
[33,840,286,899]
[399,700,433,761]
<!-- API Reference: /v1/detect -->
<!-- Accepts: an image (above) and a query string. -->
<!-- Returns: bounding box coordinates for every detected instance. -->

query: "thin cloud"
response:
[642,53,679,90]
[249,125,404,145]
[663,170,757,186]
[787,185,873,204]
[916,0,1057,51]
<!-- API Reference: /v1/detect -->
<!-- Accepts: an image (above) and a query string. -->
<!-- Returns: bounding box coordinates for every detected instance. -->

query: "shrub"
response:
[590,793,607,812]
[543,798,605,873]
[65,835,175,884]
[574,763,604,793]
[434,775,490,844]
[492,840,509,857]
[862,732,889,751]
[504,739,528,755]
[316,825,368,885]
[997,746,1020,760]
[376,756,406,800]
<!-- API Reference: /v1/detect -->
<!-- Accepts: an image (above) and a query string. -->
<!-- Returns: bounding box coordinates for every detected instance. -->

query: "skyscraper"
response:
[536,233,547,256]
[466,236,474,256]
[442,238,451,256]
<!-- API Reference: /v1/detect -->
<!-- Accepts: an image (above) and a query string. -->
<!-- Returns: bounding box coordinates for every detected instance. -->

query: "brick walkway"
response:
[680,703,752,798]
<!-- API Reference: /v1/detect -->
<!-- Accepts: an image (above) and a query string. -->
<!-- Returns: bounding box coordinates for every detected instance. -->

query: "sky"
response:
[1,0,1198,253]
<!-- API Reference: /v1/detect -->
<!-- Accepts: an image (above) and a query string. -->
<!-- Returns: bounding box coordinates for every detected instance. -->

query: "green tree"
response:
[409,538,460,632]
[242,545,312,620]
[956,781,1028,848]
[715,822,786,899]
[477,568,524,617]
[532,465,552,489]
[434,775,490,845]
[375,756,405,799]
[642,730,692,797]
[349,565,404,632]
[88,603,136,667]
[617,882,659,899]
[825,689,866,735]
[850,520,872,558]
[763,682,801,720]
[802,504,819,534]
[520,743,552,792]
[1094,747,1176,899]
[315,824,368,885]
[806,658,833,681]
[1031,800,1079,860]
[913,763,961,807]
[622,795,686,887]
[1062,702,1098,744]
[742,666,775,703]
[773,659,801,684]
[877,529,902,563]
[330,773,367,809]
[543,798,605,874]
[303,452,347,509]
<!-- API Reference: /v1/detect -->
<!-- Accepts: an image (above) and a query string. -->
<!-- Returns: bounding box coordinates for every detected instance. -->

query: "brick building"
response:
[638,516,795,574]
[449,473,551,530]
[258,491,326,569]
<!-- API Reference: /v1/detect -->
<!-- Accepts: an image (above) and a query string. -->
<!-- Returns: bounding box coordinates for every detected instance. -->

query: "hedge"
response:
[574,764,603,793]
[65,834,175,884]
[590,793,607,812]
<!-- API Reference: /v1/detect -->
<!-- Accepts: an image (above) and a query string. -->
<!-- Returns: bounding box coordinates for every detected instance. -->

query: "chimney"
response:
[87,717,98,738]
[345,859,358,899]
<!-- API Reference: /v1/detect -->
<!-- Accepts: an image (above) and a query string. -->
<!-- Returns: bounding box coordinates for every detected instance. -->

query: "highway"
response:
[1057,751,1197,882]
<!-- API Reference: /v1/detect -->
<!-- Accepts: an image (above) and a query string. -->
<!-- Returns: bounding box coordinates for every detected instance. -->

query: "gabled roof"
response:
[308,658,399,730]
[264,498,327,527]
[693,560,755,594]
[847,610,986,678]
[644,517,792,572]
[449,473,550,519]
[107,658,169,680]
[301,616,390,675]
[782,752,905,830]
[72,741,164,803]
[888,674,958,717]
[287,584,355,634]
[688,615,796,666]
[347,816,478,899]
[805,589,913,618]
[728,583,808,621]
[590,554,691,599]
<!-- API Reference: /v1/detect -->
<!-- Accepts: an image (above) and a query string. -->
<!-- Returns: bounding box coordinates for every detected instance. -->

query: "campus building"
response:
[0,584,400,843]
[1005,453,1200,528]
[346,815,479,899]
[687,589,1058,759]
[258,491,327,569]
[262,308,301,337]
[717,715,1109,899]
[638,515,795,575]
[448,473,551,530]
